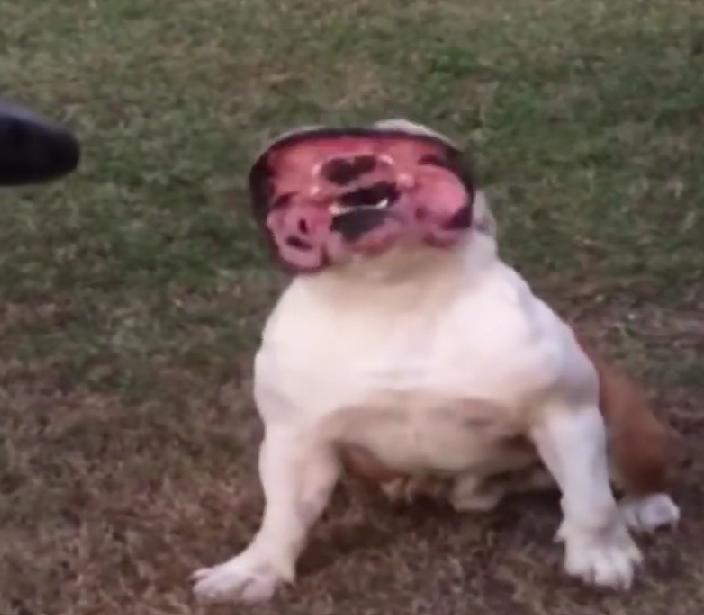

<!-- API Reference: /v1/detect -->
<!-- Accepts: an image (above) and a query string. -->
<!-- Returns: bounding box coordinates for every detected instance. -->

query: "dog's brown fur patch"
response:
[576,334,676,495]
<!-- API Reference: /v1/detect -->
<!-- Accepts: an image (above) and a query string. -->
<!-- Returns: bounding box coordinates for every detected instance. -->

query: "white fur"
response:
[193,191,651,603]
[620,493,680,533]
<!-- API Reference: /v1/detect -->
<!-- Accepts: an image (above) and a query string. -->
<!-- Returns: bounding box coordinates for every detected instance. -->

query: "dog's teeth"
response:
[330,199,390,217]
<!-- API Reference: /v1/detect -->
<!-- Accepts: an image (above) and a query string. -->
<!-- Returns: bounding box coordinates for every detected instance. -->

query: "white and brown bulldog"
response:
[192,119,680,603]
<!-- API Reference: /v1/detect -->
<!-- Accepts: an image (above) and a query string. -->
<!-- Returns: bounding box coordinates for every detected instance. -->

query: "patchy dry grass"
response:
[1,0,703,613]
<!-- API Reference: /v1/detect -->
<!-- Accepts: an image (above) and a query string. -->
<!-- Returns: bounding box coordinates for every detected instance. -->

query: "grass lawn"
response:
[1,0,703,613]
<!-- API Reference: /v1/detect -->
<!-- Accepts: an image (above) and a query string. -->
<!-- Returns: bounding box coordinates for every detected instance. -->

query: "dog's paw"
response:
[381,475,448,505]
[557,521,643,589]
[620,493,680,533]
[192,551,286,604]
[450,474,505,513]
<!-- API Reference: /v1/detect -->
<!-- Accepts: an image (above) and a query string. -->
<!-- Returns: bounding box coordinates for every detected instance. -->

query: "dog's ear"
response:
[0,99,80,186]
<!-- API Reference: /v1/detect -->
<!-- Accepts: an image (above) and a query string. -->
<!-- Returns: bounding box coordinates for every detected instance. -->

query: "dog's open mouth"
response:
[248,122,475,272]
[329,182,398,217]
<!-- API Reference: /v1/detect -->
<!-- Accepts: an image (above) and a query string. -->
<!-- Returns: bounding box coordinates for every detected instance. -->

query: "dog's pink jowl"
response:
[249,130,474,272]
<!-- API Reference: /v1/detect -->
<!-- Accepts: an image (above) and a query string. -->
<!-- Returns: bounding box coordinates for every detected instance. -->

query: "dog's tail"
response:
[576,334,677,495]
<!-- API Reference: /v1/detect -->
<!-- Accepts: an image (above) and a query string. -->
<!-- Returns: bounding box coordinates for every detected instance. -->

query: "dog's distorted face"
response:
[248,120,476,273]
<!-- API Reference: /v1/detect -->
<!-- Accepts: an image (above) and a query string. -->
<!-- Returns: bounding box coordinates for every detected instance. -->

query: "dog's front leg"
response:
[530,404,642,589]
[193,427,340,603]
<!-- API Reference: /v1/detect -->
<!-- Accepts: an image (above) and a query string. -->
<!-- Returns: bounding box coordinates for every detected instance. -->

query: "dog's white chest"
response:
[254,243,568,477]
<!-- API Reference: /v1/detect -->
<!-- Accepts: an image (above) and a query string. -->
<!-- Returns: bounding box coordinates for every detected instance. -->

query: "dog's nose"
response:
[0,99,80,186]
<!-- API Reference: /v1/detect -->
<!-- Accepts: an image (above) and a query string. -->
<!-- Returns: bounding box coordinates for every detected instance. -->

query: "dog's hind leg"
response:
[575,336,680,532]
